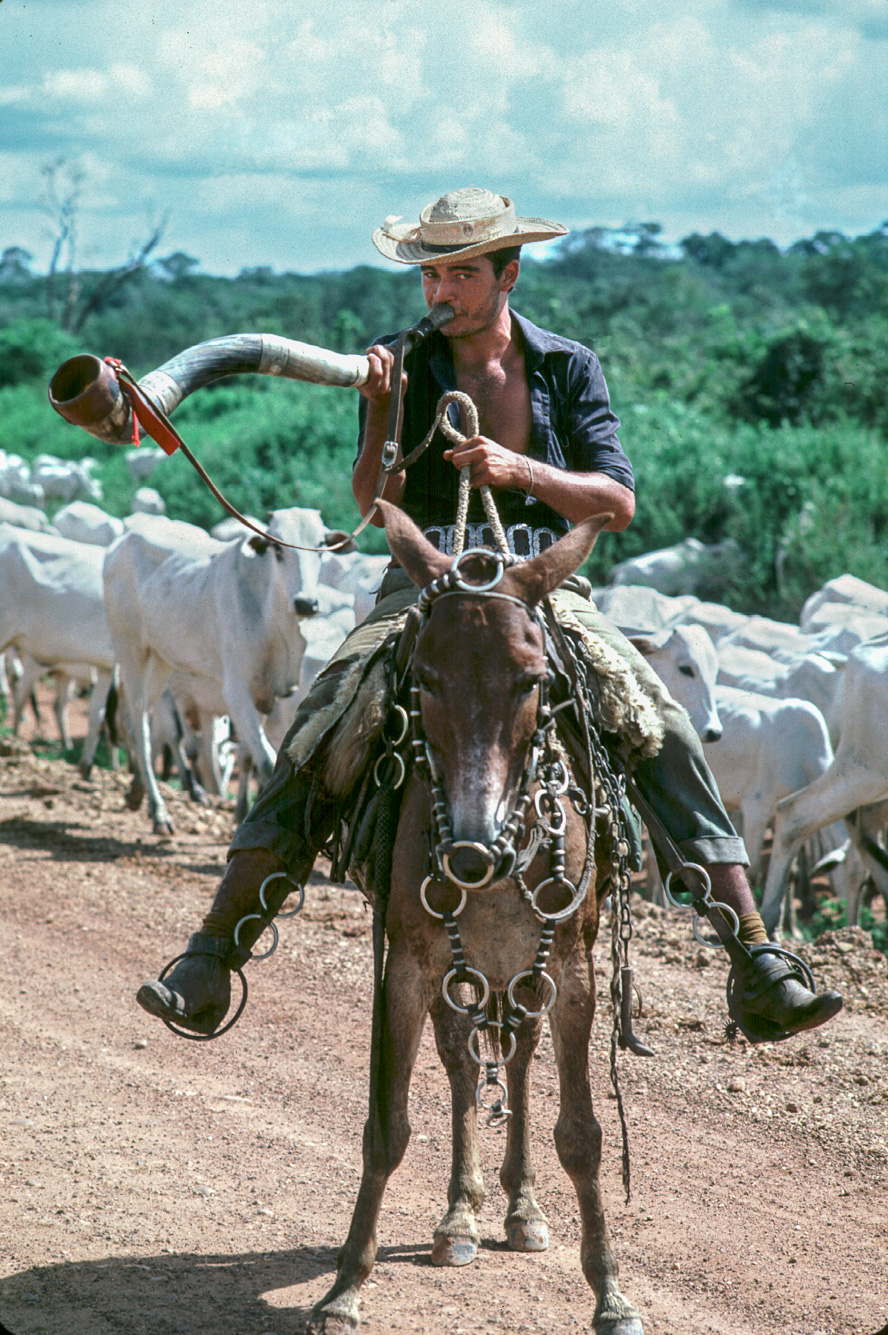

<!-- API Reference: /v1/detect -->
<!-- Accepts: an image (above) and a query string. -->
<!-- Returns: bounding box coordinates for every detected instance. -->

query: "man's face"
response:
[419,255,516,338]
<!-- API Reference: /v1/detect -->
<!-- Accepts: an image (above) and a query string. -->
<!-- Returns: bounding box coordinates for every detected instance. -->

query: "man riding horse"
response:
[137,186,842,1041]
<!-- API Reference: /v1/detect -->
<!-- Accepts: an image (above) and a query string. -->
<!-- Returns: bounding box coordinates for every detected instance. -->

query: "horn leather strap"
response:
[107,359,381,554]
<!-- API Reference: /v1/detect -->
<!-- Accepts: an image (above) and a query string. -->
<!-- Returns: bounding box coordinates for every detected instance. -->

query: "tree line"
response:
[1,219,887,614]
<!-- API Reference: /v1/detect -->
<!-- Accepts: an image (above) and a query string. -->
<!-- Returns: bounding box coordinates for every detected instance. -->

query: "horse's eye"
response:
[517,675,540,697]
[417,671,440,697]
[678,665,695,677]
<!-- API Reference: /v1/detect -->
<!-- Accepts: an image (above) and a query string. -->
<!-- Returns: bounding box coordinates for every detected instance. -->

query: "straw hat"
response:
[372,187,568,265]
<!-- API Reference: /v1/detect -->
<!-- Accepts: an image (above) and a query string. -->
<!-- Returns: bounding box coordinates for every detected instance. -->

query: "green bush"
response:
[0,317,80,388]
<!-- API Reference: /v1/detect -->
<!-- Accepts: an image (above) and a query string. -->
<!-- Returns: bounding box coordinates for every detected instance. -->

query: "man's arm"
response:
[442,435,635,530]
[352,343,406,523]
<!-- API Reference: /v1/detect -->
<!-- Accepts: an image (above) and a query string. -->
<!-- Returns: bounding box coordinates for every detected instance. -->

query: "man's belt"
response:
[423,521,563,559]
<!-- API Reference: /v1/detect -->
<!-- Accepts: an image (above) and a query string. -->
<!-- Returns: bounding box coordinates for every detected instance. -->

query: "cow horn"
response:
[47,335,372,446]
[47,305,454,448]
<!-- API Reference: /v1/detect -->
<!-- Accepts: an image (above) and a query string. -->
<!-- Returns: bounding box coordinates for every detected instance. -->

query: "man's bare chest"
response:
[455,362,532,456]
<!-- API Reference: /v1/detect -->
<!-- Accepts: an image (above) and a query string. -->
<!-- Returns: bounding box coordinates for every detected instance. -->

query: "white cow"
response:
[676,599,749,644]
[0,495,53,533]
[52,501,125,547]
[126,446,167,484]
[703,687,835,885]
[131,487,166,516]
[760,634,888,934]
[806,604,888,655]
[0,524,116,774]
[716,643,846,745]
[319,549,391,624]
[801,573,888,628]
[103,507,330,833]
[31,454,103,504]
[592,584,701,634]
[722,614,815,658]
[608,537,743,597]
[627,623,723,743]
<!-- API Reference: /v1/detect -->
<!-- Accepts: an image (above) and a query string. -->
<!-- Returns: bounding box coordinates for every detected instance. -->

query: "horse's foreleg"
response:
[428,995,485,1266]
[500,1009,548,1252]
[550,961,643,1335]
[309,954,428,1333]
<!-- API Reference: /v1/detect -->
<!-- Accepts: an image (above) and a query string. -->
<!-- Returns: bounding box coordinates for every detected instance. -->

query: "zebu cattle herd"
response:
[0,491,389,833]
[2,506,888,938]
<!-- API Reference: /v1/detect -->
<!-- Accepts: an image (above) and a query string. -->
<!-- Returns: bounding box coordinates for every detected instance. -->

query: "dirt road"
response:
[1,739,887,1335]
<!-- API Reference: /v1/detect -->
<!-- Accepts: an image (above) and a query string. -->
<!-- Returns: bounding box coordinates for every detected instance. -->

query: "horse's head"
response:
[379,501,611,888]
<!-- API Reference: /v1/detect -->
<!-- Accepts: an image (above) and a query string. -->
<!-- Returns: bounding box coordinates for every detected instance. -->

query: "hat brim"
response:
[372,217,568,265]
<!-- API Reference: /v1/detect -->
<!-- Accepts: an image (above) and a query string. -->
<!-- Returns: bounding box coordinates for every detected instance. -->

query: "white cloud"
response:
[0,0,884,272]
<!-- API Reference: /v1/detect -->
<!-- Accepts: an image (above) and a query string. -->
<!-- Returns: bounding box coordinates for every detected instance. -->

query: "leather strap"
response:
[108,359,375,554]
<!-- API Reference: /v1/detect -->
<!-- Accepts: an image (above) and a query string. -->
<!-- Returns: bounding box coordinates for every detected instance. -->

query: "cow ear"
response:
[324,529,357,553]
[377,499,450,587]
[502,514,612,606]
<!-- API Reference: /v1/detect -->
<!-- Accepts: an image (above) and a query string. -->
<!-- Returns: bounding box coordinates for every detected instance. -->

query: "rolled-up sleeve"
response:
[566,351,634,491]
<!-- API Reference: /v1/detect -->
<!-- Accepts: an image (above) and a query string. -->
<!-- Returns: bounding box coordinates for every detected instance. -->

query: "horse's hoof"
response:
[306,1316,358,1335]
[431,1234,477,1266]
[594,1318,644,1335]
[153,818,175,836]
[506,1219,549,1252]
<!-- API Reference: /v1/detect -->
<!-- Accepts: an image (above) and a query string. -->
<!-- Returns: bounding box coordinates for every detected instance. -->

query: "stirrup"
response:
[725,944,816,1044]
[153,949,249,1042]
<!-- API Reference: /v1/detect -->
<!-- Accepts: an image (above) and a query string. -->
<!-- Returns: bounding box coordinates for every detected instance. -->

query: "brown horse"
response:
[309,501,644,1335]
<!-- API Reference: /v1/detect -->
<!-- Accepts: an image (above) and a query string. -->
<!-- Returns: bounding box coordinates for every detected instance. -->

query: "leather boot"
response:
[136,849,294,1034]
[734,947,843,1041]
[136,934,235,1035]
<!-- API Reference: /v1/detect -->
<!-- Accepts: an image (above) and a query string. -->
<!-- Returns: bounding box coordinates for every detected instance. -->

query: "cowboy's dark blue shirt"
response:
[356,310,633,536]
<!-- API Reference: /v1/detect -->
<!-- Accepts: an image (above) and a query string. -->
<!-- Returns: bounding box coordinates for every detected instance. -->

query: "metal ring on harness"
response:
[374,750,406,789]
[156,952,248,1042]
[384,704,409,747]
[258,871,305,919]
[533,789,567,833]
[233,913,279,960]
[664,862,712,908]
[693,902,740,949]
[468,1022,517,1065]
[530,875,584,922]
[421,874,467,920]
[450,547,507,593]
[441,842,495,889]
[476,1075,509,1113]
[443,966,490,1013]
[507,969,558,1018]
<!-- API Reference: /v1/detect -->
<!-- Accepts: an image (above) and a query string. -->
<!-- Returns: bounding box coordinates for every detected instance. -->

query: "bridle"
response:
[410,547,573,899]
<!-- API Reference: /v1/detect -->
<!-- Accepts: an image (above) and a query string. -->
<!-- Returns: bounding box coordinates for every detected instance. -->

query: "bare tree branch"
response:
[70,213,170,334]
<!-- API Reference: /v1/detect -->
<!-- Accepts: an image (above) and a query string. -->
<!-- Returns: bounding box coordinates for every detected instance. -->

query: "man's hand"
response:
[444,436,532,491]
[358,343,406,407]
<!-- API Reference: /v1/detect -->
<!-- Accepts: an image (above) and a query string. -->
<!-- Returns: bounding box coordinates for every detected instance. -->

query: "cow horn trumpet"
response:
[48,305,453,447]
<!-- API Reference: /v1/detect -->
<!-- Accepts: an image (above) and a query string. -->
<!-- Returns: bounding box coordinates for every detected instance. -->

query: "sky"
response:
[1,0,886,276]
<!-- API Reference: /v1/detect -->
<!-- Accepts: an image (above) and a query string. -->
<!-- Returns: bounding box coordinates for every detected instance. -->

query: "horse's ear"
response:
[504,514,613,605]
[378,499,451,587]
